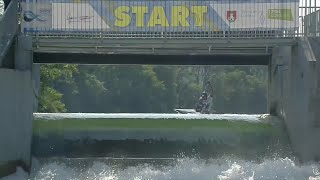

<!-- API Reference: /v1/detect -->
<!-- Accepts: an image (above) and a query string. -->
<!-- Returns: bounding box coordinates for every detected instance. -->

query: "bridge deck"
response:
[32,37,297,55]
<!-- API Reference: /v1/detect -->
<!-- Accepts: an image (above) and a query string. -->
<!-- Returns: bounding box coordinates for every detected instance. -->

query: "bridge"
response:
[0,0,320,176]
[1,0,313,65]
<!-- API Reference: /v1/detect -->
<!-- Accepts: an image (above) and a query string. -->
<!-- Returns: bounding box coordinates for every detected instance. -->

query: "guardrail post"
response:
[317,11,320,36]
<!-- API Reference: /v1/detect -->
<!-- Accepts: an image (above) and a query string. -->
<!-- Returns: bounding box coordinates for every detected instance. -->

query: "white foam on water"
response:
[28,157,320,180]
[0,1,3,16]
[33,113,268,123]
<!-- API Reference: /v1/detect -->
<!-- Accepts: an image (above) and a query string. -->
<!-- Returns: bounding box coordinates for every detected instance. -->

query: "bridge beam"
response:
[32,37,296,55]
[34,53,271,65]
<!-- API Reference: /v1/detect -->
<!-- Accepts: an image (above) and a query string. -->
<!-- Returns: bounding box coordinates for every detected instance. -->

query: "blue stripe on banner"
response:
[24,28,109,33]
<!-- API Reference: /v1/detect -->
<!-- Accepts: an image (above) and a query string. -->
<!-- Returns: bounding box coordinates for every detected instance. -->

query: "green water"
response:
[31,113,291,161]
[33,118,273,133]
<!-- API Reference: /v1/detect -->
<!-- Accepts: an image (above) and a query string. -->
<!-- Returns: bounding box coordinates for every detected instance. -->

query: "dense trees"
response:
[38,64,268,114]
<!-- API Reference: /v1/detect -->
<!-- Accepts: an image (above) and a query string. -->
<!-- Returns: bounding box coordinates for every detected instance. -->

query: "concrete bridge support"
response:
[270,38,320,162]
[0,36,39,177]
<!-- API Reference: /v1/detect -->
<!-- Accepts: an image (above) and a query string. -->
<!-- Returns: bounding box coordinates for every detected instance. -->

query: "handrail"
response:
[0,0,319,44]
[304,10,320,37]
[0,0,18,63]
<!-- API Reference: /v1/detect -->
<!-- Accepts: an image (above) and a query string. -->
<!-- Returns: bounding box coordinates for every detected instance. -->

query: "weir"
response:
[0,0,320,178]
[31,113,290,160]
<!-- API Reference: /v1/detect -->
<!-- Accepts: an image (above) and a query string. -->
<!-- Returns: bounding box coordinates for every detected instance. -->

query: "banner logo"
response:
[268,9,293,21]
[227,11,237,23]
[66,13,93,24]
[52,3,110,30]
[23,11,48,22]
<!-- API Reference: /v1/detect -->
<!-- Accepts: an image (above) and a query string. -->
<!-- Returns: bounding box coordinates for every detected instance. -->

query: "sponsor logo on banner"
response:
[23,9,50,22]
[52,3,110,30]
[20,3,52,32]
[227,11,237,23]
[268,9,293,21]
[66,13,93,24]
[259,12,266,25]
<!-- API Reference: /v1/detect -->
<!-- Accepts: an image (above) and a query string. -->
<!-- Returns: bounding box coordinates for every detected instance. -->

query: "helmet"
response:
[202,92,208,98]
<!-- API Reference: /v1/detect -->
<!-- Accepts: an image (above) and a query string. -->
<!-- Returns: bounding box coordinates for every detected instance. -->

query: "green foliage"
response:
[38,86,66,113]
[38,64,268,114]
[175,67,202,108]
[38,64,79,112]
[210,68,267,113]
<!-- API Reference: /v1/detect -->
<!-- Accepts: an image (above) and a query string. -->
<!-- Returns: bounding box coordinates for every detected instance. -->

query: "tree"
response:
[38,64,79,112]
[38,64,268,114]
[208,66,267,113]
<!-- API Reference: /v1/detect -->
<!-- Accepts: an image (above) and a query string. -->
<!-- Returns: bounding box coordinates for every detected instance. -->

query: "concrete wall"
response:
[0,36,36,177]
[308,37,320,127]
[0,69,34,173]
[270,38,320,162]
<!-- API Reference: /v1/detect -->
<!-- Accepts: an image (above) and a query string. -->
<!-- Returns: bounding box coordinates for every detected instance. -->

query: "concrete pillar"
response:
[15,36,33,70]
[15,35,40,112]
[0,35,35,177]
[0,69,34,177]
[279,38,320,163]
[287,44,311,161]
[269,43,320,162]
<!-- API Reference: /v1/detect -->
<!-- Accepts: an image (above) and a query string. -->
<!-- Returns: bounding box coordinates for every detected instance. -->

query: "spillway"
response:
[4,113,320,180]
[32,113,291,161]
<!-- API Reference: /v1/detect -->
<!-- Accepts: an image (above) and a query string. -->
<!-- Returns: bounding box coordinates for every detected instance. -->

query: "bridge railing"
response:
[304,9,320,36]
[16,0,319,39]
[0,0,18,61]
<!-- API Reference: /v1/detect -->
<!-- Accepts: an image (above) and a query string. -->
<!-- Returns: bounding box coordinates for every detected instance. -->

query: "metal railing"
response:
[0,0,317,39]
[17,0,312,39]
[0,0,18,60]
[304,9,320,36]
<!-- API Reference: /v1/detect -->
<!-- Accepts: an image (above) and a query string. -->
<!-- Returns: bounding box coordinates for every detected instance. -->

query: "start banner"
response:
[20,0,299,33]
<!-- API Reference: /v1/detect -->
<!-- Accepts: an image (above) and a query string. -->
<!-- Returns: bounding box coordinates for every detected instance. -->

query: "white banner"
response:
[21,1,299,33]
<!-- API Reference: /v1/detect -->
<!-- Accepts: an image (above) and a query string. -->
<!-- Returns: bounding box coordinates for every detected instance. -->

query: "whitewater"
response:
[1,157,320,180]
[1,113,320,180]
